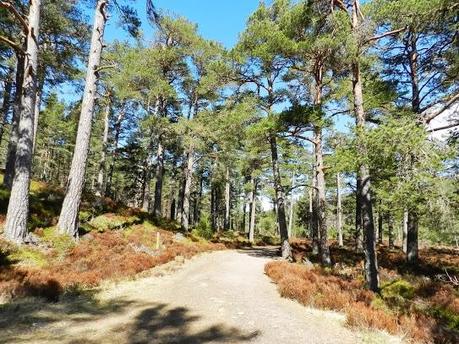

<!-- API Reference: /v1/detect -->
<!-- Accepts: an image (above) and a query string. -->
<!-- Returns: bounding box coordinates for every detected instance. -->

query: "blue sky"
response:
[105,0,260,47]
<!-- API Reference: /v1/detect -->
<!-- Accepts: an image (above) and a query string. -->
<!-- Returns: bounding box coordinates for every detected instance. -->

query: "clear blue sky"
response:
[105,0,260,47]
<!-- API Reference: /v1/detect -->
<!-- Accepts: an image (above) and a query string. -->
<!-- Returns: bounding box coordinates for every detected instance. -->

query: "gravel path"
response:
[3,248,401,344]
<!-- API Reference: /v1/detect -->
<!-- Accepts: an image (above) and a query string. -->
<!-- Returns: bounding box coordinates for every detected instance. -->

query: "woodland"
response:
[0,0,458,343]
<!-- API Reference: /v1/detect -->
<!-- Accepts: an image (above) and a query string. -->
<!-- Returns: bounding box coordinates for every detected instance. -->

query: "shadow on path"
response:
[128,303,260,344]
[237,246,280,259]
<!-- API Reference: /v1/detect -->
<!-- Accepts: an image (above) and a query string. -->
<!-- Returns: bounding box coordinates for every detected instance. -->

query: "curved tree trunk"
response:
[269,134,291,260]
[4,0,42,243]
[4,54,25,190]
[58,0,108,237]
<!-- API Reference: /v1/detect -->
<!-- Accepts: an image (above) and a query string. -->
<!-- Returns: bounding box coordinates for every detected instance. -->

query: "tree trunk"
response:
[224,167,230,230]
[403,209,408,253]
[355,176,363,250]
[406,211,418,263]
[314,127,331,265]
[153,139,164,217]
[0,67,14,147]
[32,89,41,152]
[337,172,343,247]
[96,99,110,197]
[106,107,125,195]
[269,134,291,259]
[181,149,194,232]
[308,187,313,240]
[194,173,203,225]
[58,0,108,237]
[4,0,42,243]
[3,54,25,189]
[378,206,383,245]
[288,174,295,238]
[388,214,395,249]
[352,0,379,292]
[249,177,257,243]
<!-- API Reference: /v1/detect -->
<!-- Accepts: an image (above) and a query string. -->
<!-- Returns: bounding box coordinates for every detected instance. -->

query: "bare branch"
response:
[427,121,459,133]
[365,27,407,45]
[423,92,459,123]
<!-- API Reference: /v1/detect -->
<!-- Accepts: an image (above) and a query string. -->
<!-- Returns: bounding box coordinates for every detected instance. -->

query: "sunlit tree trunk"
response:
[269,134,291,259]
[288,174,295,238]
[224,167,230,230]
[58,0,109,237]
[388,214,395,249]
[314,127,331,265]
[181,149,194,232]
[337,172,343,247]
[351,0,379,292]
[4,0,42,243]
[153,138,164,217]
[249,177,257,243]
[96,99,110,197]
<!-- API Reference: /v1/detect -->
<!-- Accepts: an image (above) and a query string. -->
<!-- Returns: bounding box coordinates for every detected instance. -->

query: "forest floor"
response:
[0,248,401,344]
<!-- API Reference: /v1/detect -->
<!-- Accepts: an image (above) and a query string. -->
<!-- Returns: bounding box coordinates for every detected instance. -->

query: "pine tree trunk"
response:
[288,174,295,238]
[0,67,14,147]
[32,89,41,152]
[4,0,42,243]
[194,174,203,225]
[96,99,110,197]
[106,107,125,195]
[153,139,164,218]
[224,167,230,230]
[403,209,408,253]
[378,207,383,244]
[58,0,108,237]
[269,134,291,259]
[314,127,331,265]
[249,177,257,243]
[4,54,25,190]
[352,0,379,291]
[181,149,194,232]
[337,172,344,247]
[407,211,418,263]
[388,214,395,249]
[355,176,363,250]
[311,172,319,254]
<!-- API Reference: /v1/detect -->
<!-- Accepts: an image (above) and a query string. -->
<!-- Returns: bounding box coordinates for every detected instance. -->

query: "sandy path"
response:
[1,248,401,344]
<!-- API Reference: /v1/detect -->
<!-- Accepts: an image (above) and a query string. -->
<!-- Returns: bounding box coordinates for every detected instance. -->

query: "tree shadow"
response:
[238,246,280,259]
[0,289,134,342]
[128,303,260,344]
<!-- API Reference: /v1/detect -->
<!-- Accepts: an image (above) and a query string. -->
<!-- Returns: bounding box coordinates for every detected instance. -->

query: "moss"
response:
[88,214,140,232]
[381,279,415,300]
[430,307,459,331]
[41,227,75,255]
[10,247,48,268]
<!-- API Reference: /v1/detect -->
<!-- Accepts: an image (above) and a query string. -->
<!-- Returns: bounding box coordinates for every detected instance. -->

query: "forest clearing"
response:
[0,0,458,343]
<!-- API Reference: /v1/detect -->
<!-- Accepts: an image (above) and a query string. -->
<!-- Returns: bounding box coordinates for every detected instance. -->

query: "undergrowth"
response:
[265,240,459,343]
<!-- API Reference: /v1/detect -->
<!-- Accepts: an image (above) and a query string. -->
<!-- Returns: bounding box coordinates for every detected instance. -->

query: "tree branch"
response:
[0,34,24,54]
[0,1,29,34]
[423,92,459,123]
[365,27,407,45]
[427,121,459,133]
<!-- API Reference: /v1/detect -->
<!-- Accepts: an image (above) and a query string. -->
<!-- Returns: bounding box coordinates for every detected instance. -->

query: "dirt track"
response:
[1,248,402,343]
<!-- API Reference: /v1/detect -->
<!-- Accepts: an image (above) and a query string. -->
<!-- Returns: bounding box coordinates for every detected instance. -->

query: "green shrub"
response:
[193,216,214,239]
